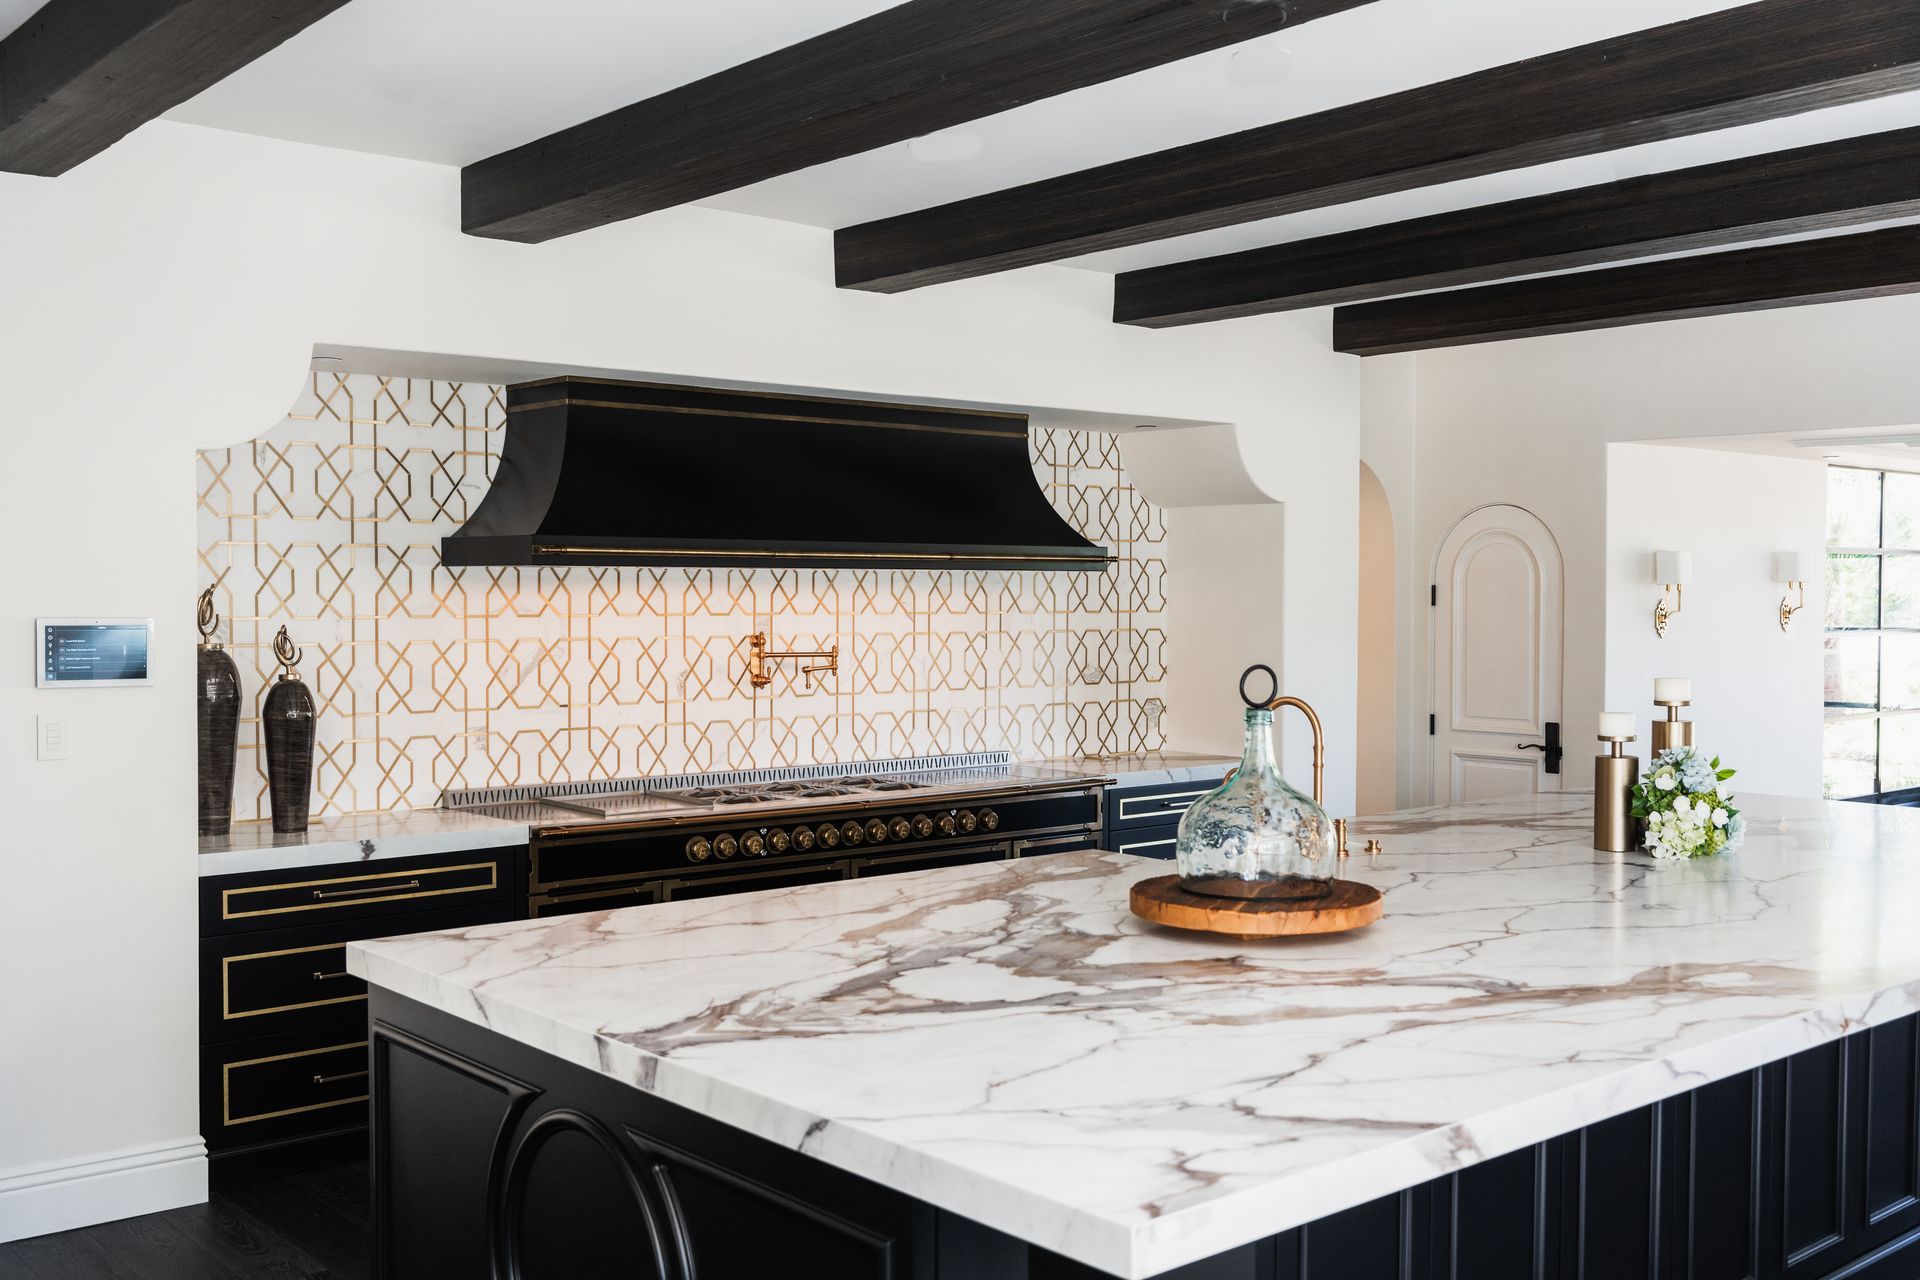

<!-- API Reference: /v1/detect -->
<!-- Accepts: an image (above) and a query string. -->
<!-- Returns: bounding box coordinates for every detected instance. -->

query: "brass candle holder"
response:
[1651,700,1694,753]
[1594,732,1640,853]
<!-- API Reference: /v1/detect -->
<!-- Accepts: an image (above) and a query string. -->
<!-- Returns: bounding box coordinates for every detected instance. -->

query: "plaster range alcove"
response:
[197,351,1252,817]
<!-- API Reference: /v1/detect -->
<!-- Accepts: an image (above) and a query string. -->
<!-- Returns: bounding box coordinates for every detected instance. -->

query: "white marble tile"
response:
[350,794,1920,1278]
[198,807,529,877]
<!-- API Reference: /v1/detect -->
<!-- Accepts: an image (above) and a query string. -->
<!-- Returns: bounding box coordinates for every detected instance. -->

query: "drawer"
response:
[202,1027,369,1153]
[530,879,664,919]
[851,843,1009,879]
[200,847,517,936]
[200,904,517,1042]
[1012,829,1101,859]
[661,861,850,901]
[1111,821,1180,861]
[1107,778,1224,832]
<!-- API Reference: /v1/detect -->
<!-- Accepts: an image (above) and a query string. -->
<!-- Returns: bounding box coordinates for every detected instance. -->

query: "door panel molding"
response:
[1429,505,1565,805]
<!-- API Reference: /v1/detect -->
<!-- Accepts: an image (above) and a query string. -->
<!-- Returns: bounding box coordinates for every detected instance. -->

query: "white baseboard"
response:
[0,1138,208,1243]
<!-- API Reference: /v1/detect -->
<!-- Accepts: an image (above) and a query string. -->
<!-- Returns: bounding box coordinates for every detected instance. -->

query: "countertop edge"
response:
[346,948,1920,1278]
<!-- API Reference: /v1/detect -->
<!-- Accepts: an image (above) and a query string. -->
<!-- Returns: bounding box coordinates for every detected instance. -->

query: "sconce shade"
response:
[1774,551,1805,583]
[1654,551,1693,585]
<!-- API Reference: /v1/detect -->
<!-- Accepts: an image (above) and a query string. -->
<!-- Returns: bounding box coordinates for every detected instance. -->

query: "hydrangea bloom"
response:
[1630,747,1742,861]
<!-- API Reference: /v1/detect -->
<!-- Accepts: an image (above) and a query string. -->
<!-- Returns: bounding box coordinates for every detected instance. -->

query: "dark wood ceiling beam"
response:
[1329,224,1920,356]
[1114,127,1920,327]
[837,0,1920,293]
[0,0,351,176]
[462,0,1383,244]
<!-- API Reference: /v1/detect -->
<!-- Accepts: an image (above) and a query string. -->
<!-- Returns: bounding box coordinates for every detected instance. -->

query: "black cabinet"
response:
[364,988,1920,1280]
[198,844,524,1155]
[1102,772,1228,859]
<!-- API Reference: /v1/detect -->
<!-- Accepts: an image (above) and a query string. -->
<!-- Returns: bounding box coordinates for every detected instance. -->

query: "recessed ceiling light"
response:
[906,130,985,163]
[1226,37,1294,88]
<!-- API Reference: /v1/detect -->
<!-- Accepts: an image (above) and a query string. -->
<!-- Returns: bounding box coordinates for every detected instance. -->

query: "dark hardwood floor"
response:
[0,1136,371,1280]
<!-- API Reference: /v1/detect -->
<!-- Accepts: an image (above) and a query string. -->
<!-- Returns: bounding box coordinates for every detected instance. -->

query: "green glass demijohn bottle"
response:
[1175,669,1336,901]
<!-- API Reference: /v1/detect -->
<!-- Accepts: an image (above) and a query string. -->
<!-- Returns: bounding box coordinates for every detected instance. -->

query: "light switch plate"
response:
[36,715,68,761]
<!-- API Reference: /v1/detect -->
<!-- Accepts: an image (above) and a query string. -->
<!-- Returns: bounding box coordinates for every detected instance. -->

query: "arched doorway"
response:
[1429,505,1565,804]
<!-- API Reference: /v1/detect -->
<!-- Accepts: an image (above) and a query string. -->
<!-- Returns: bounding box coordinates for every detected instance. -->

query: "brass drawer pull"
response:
[311,879,420,901]
[311,970,352,982]
[312,1069,368,1087]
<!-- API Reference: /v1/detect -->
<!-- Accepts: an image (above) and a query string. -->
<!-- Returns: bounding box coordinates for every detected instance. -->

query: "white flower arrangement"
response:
[1631,747,1744,861]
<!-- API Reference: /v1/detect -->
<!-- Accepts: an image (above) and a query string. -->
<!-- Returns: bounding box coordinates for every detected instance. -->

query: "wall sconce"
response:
[1774,551,1806,631]
[1653,551,1692,639]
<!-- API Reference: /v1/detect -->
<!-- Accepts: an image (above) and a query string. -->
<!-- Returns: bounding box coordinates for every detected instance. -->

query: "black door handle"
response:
[1516,723,1562,775]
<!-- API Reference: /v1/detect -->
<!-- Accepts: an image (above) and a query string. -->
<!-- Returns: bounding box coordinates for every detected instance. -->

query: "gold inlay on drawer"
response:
[221,941,366,1021]
[220,861,497,921]
[222,1040,369,1126]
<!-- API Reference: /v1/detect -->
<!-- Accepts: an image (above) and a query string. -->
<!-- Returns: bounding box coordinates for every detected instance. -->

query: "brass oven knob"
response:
[889,816,912,841]
[685,837,712,863]
[911,814,934,838]
[957,810,978,834]
[842,821,866,846]
[794,826,817,851]
[769,829,791,854]
[713,833,738,860]
[742,832,766,857]
[979,808,999,832]
[817,824,841,849]
[937,813,957,836]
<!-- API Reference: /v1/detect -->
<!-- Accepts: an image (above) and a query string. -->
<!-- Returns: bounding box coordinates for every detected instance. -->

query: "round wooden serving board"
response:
[1130,875,1383,939]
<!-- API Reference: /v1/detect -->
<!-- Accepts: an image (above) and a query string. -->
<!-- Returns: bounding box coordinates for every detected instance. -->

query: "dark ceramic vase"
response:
[263,676,316,834]
[196,646,240,835]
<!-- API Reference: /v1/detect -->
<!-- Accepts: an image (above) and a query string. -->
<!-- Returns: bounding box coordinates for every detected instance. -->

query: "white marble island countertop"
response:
[348,792,1920,1278]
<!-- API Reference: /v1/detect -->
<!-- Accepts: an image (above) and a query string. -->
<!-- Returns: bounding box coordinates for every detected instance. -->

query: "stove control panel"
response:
[536,788,1098,896]
[681,808,1006,862]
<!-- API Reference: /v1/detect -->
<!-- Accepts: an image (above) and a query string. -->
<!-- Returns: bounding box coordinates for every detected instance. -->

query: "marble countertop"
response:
[1044,751,1234,788]
[347,792,1920,1277]
[197,809,531,878]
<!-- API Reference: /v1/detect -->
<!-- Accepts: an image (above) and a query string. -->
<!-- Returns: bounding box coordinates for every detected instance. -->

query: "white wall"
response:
[1605,445,1827,795]
[1392,296,1920,807]
[0,120,1359,1237]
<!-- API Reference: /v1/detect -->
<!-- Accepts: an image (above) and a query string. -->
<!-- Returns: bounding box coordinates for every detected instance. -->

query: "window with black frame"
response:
[1825,467,1920,800]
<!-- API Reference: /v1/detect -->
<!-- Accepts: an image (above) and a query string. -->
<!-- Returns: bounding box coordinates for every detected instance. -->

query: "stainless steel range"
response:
[445,754,1107,918]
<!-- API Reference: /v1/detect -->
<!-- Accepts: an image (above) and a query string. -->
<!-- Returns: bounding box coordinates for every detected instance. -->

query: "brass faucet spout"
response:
[746,632,839,689]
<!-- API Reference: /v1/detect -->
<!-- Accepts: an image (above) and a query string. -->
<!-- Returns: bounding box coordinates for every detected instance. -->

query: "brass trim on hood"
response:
[507,397,1014,438]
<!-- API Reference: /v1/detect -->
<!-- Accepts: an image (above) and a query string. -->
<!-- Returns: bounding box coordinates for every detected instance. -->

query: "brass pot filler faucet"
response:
[747,632,839,690]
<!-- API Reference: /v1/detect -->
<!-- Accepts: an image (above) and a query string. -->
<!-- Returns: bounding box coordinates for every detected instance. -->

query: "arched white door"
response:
[1430,505,1564,804]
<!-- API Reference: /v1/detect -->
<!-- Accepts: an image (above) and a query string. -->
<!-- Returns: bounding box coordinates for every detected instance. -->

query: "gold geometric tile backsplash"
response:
[196,374,1171,820]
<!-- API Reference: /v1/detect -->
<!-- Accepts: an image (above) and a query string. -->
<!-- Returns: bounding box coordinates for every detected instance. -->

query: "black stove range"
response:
[523,771,1102,918]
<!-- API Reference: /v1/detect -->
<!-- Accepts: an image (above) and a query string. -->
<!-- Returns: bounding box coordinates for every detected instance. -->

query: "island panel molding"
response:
[349,792,1920,1278]
[1113,125,1920,326]
[195,374,1168,823]
[1330,221,1920,355]
[0,0,352,176]
[460,0,1384,242]
[834,0,1920,293]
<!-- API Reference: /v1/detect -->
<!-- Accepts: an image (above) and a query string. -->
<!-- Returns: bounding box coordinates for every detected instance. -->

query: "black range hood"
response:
[440,378,1113,572]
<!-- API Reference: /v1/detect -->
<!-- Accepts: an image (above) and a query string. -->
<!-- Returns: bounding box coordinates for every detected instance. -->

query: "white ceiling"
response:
[1654,428,1920,475]
[38,0,1919,276]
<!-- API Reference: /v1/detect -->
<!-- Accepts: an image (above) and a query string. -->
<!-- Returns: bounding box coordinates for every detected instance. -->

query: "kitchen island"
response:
[348,792,1920,1278]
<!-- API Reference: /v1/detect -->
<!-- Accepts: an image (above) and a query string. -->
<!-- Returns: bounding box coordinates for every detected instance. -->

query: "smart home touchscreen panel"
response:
[36,618,154,688]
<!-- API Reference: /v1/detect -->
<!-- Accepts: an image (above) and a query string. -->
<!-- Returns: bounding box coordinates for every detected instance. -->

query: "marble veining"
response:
[197,808,530,877]
[347,793,1920,1278]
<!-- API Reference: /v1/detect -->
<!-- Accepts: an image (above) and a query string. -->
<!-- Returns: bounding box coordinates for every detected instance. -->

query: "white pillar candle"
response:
[1599,712,1635,739]
[1654,677,1691,703]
